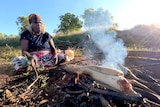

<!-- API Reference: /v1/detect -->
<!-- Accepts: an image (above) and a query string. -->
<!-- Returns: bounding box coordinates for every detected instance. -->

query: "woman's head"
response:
[28,14,46,34]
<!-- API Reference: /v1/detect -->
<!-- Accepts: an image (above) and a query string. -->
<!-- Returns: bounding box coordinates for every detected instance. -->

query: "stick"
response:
[27,66,39,90]
[79,80,143,103]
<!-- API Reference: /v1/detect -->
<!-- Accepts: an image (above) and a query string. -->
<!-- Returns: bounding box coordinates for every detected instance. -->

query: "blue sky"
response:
[1,0,160,35]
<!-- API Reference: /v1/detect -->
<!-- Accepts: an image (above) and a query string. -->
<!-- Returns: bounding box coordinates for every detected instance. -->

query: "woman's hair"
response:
[28,22,46,34]
[28,13,46,34]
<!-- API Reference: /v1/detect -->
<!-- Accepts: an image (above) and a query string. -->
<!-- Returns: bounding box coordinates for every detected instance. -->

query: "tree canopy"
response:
[16,16,29,34]
[15,9,117,35]
[57,13,83,34]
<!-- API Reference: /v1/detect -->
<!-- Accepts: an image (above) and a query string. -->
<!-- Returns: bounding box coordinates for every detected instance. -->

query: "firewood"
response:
[27,65,39,90]
[99,94,112,107]
[129,79,157,94]
[63,64,139,95]
[133,87,160,104]
[79,80,143,103]
[63,64,124,76]
[84,65,124,76]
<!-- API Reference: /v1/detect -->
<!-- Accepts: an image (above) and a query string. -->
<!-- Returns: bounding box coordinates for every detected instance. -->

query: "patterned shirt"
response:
[20,30,52,52]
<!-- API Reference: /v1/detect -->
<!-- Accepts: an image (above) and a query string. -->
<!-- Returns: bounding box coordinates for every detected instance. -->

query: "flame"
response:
[75,72,80,84]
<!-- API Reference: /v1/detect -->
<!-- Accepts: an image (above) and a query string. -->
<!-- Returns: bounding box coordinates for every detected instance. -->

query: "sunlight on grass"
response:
[127,47,160,52]
[73,48,83,57]
[0,45,21,65]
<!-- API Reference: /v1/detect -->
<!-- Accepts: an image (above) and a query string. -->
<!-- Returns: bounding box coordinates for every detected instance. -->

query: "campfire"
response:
[1,59,160,107]
[0,33,160,106]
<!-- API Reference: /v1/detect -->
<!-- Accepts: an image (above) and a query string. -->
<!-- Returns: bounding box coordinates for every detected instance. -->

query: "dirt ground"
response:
[125,51,160,80]
[0,50,160,107]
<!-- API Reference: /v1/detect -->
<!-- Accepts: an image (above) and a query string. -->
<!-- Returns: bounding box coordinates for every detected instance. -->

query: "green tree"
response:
[57,13,83,34]
[0,33,5,39]
[16,16,29,34]
[0,33,8,39]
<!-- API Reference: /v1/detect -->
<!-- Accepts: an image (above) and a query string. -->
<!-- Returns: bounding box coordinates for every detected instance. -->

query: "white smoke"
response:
[83,8,128,70]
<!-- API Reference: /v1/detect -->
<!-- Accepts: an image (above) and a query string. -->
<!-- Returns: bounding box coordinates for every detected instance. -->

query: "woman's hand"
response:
[52,52,58,65]
[24,51,38,68]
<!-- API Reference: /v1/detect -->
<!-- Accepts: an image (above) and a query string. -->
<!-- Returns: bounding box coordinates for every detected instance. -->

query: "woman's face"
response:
[31,22,43,34]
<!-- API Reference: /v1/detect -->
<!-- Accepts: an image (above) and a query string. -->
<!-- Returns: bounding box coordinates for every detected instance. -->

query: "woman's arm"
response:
[20,39,29,56]
[49,38,56,55]
[49,38,58,64]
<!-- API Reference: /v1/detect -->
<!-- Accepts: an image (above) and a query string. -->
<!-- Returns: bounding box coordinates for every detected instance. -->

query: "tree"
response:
[81,8,118,32]
[16,16,29,34]
[0,33,5,39]
[57,13,83,34]
[0,33,8,39]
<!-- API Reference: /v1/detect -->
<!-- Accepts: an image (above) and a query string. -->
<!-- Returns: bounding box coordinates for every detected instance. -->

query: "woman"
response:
[21,14,57,57]
[12,13,74,72]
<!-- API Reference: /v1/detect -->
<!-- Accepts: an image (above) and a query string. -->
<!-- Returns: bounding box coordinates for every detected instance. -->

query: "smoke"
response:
[83,8,128,70]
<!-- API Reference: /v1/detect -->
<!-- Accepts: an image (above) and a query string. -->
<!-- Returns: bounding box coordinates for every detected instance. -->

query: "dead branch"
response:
[99,94,112,107]
[27,66,39,90]
[79,80,144,103]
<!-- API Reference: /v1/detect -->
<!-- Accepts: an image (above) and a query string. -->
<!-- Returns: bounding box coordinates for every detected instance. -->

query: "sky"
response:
[1,0,160,35]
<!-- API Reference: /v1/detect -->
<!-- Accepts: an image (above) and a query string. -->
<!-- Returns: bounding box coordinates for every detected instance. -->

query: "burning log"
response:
[63,64,139,96]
